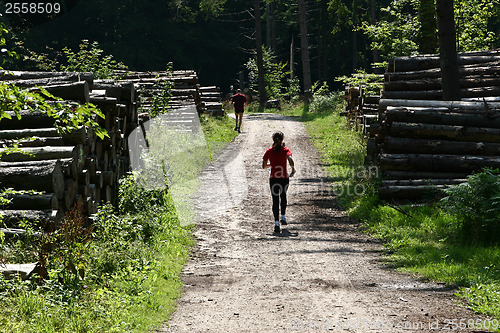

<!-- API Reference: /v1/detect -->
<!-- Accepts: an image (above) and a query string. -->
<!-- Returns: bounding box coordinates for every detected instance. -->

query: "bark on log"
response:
[381,179,466,186]
[2,193,58,210]
[0,146,76,162]
[380,153,500,172]
[0,137,65,147]
[0,110,56,129]
[0,70,93,84]
[379,99,500,112]
[0,209,59,228]
[389,122,500,142]
[385,108,500,128]
[378,185,447,199]
[383,170,469,180]
[384,77,500,91]
[0,127,86,145]
[0,160,65,199]
[382,87,500,100]
[387,53,500,72]
[385,137,500,155]
[33,81,90,104]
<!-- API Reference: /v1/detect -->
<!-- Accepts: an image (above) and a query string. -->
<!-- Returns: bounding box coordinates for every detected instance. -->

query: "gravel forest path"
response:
[160,113,483,333]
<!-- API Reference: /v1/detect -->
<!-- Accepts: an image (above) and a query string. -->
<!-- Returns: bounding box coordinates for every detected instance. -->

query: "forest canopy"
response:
[1,0,499,94]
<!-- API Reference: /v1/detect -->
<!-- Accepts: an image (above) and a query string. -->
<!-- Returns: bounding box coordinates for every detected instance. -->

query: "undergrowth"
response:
[279,97,500,331]
[0,113,236,332]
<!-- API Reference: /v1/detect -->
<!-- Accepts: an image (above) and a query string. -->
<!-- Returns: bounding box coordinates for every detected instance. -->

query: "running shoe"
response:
[280,218,287,225]
[274,225,280,234]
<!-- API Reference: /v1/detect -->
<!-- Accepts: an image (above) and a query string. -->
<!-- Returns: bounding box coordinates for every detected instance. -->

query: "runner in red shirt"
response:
[231,89,247,133]
[262,131,296,234]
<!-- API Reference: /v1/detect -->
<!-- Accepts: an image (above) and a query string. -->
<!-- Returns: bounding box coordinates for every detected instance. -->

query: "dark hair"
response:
[272,131,285,150]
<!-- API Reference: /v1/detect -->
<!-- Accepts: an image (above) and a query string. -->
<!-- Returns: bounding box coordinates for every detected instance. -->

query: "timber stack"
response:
[1,68,217,236]
[0,70,138,236]
[342,84,381,136]
[372,49,500,200]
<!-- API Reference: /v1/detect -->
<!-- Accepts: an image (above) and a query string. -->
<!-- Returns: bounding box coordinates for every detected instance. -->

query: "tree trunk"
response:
[436,0,460,100]
[255,0,267,109]
[298,0,313,102]
[370,0,380,65]
[419,0,438,54]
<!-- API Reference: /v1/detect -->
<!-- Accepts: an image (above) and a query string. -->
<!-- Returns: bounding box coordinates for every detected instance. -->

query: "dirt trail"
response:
[160,113,483,332]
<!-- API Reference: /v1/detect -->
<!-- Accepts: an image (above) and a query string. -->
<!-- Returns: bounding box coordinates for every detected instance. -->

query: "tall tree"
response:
[255,0,267,108]
[298,0,313,102]
[419,0,438,54]
[436,0,460,100]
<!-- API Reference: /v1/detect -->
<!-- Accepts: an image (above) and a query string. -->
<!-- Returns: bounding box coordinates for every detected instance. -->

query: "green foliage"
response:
[0,82,108,139]
[441,169,500,245]
[246,47,290,101]
[455,0,500,52]
[335,69,383,95]
[27,40,128,79]
[357,0,420,58]
[40,202,93,287]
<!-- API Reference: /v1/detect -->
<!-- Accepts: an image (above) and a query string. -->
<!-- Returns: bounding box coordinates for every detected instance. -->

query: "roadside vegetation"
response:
[0,115,236,332]
[277,92,500,331]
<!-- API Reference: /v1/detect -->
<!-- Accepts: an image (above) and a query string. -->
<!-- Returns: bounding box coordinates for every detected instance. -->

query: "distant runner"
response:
[262,131,296,234]
[231,89,247,133]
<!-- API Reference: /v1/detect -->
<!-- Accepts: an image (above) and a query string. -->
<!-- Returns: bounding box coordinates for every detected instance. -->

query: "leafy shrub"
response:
[441,169,500,245]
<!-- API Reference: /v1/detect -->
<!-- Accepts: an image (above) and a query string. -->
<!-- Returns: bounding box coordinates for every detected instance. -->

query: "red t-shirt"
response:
[263,146,292,179]
[232,93,247,112]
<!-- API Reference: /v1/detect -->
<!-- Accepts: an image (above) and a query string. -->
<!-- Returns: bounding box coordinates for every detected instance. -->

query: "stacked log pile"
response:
[383,50,500,101]
[1,68,222,236]
[0,70,138,234]
[342,85,381,136]
[373,49,500,200]
[198,86,224,116]
[111,70,224,119]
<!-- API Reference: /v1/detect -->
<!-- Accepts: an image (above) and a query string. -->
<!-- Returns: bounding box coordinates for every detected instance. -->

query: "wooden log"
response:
[0,228,41,239]
[378,184,447,199]
[381,179,466,186]
[1,137,65,147]
[0,262,39,280]
[0,209,58,228]
[0,146,76,162]
[2,193,58,210]
[380,153,500,173]
[385,137,500,155]
[33,81,90,104]
[0,110,56,129]
[0,160,65,199]
[0,70,93,84]
[385,63,500,82]
[385,108,500,128]
[383,170,469,180]
[102,170,114,186]
[379,99,500,112]
[0,127,86,145]
[389,122,500,142]
[387,53,500,72]
[382,86,500,100]
[63,179,78,210]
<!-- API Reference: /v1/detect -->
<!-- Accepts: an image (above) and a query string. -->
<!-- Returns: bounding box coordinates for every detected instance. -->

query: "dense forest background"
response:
[1,0,500,95]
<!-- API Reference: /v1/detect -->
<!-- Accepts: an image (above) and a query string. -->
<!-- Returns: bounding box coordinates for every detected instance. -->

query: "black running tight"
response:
[269,178,289,222]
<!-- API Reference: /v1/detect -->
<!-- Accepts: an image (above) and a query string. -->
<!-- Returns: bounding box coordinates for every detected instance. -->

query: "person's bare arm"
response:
[287,156,296,177]
[262,159,271,169]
